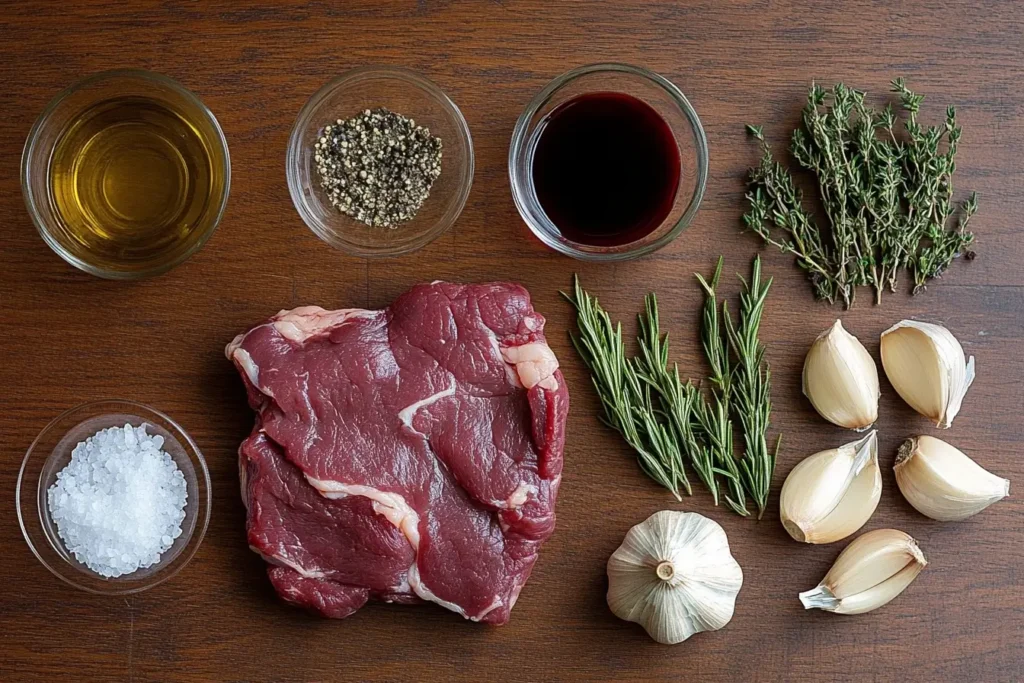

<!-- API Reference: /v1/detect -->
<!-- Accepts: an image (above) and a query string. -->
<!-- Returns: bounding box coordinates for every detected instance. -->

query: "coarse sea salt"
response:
[47,423,188,578]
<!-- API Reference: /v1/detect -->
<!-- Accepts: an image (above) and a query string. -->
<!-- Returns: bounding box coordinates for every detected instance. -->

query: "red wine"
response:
[531,92,680,247]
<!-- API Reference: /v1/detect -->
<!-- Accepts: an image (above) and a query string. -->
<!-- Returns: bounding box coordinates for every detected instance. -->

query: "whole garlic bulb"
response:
[606,511,742,645]
[880,320,975,429]
[803,319,879,430]
[895,435,1010,521]
[779,431,881,544]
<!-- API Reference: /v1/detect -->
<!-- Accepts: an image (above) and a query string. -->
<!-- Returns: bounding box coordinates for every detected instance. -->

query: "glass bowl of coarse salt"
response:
[286,66,474,258]
[17,400,211,594]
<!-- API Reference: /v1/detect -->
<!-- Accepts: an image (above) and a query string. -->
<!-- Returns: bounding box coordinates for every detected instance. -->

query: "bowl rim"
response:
[20,68,232,280]
[16,399,212,594]
[508,62,709,261]
[285,65,475,258]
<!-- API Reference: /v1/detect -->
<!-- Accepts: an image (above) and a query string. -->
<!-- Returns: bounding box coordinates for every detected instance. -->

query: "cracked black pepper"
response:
[314,108,443,228]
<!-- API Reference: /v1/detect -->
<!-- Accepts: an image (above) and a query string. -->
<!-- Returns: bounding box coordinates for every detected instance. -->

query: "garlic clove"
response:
[802,319,879,430]
[780,431,881,544]
[895,435,1010,521]
[802,452,882,544]
[828,561,925,615]
[880,320,975,429]
[817,528,922,599]
[607,511,742,644]
[799,528,926,615]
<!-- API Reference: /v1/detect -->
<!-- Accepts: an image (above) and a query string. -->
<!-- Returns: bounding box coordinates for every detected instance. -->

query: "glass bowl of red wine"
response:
[509,63,708,261]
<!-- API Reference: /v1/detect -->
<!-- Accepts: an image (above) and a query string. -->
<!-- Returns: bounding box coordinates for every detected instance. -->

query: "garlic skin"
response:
[606,511,742,645]
[895,435,1010,521]
[880,320,975,429]
[803,319,879,430]
[779,431,881,544]
[799,529,926,615]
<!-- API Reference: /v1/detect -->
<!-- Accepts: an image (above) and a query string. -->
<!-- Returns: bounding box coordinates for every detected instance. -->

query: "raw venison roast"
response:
[226,282,569,624]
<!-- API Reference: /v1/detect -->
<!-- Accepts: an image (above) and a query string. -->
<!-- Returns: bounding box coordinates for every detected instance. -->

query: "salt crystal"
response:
[47,423,189,578]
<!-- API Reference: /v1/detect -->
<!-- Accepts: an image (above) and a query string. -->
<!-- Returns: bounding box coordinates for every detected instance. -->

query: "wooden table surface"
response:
[2,2,1022,681]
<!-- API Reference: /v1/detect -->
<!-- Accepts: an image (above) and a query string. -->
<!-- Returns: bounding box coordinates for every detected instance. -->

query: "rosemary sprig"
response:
[723,256,776,518]
[694,257,749,517]
[744,79,978,307]
[561,277,690,500]
[563,259,777,519]
[634,293,720,506]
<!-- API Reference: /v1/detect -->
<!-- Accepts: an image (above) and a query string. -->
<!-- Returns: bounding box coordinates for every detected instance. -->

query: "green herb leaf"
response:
[561,278,690,500]
[694,257,749,517]
[634,293,719,507]
[744,78,978,307]
[722,257,776,518]
[564,260,777,519]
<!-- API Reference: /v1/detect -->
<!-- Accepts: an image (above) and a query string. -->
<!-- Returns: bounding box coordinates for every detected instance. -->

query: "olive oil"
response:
[48,96,226,274]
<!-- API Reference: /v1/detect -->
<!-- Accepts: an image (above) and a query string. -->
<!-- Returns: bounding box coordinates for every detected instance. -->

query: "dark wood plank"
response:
[1,1,1021,681]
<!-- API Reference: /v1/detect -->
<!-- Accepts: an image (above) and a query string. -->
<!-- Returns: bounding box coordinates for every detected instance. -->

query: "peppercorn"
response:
[313,107,443,229]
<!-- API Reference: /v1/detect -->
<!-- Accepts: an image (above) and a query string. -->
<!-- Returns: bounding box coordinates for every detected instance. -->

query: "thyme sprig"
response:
[744,79,978,307]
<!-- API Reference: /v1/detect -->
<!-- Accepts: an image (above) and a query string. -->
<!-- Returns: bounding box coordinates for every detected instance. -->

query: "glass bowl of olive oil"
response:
[21,70,231,279]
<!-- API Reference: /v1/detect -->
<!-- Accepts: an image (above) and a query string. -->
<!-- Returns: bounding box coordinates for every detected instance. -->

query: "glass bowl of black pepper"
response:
[287,67,474,258]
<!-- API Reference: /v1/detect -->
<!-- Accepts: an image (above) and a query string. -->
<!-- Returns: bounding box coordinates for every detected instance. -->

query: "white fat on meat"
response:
[305,477,423,549]
[490,482,538,510]
[272,306,377,343]
[239,454,250,511]
[406,568,502,622]
[472,595,505,622]
[397,380,457,435]
[407,564,468,618]
[253,546,326,580]
[225,331,246,359]
[226,307,380,398]
[224,307,376,359]
[487,333,522,388]
[231,348,261,388]
[304,474,508,619]
[500,342,559,390]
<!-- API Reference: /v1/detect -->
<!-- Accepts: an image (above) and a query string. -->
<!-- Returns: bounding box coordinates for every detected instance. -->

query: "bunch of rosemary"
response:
[744,79,978,308]
[563,257,777,518]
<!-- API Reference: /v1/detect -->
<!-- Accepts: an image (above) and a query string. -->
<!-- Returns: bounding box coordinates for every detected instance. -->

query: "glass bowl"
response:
[16,400,211,594]
[286,66,474,258]
[21,69,231,280]
[509,63,708,261]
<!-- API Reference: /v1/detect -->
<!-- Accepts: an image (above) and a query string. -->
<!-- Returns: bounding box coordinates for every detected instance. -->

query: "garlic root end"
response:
[799,585,838,611]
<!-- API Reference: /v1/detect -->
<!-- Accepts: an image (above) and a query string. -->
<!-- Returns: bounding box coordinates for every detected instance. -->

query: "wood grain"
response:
[1,1,1021,681]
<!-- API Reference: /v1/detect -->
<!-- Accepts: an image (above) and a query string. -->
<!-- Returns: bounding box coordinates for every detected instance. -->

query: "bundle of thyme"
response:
[744,79,977,307]
[563,257,777,518]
